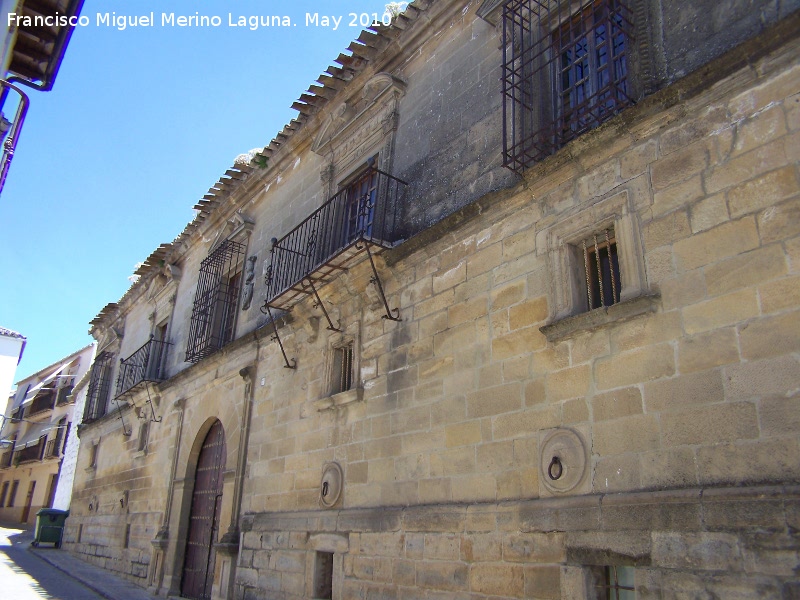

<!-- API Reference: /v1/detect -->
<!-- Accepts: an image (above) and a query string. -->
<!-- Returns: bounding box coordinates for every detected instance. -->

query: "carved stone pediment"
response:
[209,209,255,252]
[312,73,406,169]
[97,327,123,355]
[477,0,504,25]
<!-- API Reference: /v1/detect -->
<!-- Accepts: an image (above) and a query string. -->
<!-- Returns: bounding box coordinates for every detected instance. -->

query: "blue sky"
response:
[1,0,395,382]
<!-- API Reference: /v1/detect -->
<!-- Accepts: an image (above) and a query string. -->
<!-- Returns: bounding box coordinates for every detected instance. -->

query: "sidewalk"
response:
[5,521,161,600]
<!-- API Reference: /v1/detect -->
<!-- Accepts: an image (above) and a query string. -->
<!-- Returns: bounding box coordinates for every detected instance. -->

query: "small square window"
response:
[593,565,635,599]
[331,344,354,395]
[136,422,149,453]
[579,227,621,311]
[90,441,100,468]
[539,189,650,338]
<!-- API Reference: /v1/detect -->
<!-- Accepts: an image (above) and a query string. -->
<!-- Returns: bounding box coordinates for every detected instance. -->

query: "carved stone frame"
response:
[539,188,649,325]
[313,72,406,198]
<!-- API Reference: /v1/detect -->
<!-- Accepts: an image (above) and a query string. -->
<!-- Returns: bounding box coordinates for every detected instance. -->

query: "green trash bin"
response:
[32,508,69,548]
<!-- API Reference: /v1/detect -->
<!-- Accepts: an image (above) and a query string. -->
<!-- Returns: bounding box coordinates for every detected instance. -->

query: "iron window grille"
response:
[332,344,355,395]
[597,565,635,599]
[185,239,246,363]
[264,166,406,311]
[580,227,621,311]
[115,337,172,397]
[502,0,634,173]
[83,351,115,423]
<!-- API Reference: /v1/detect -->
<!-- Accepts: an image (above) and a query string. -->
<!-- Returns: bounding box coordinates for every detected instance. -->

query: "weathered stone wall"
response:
[237,486,800,599]
[64,2,800,599]
[66,405,164,584]
[392,2,515,234]
[235,20,800,600]
[657,0,800,81]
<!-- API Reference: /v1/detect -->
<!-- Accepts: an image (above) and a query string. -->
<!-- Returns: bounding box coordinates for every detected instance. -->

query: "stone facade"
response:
[66,1,800,599]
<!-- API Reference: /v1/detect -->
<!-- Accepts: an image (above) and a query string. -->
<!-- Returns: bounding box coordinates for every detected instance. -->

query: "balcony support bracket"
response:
[261,303,297,369]
[114,398,132,436]
[359,241,401,322]
[302,277,341,332]
[141,384,162,424]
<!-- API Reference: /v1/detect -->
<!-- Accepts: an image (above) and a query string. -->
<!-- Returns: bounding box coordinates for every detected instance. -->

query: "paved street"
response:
[0,523,105,600]
[0,522,159,600]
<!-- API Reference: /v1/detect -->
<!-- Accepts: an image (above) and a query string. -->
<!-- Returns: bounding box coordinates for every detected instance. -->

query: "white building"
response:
[0,326,25,407]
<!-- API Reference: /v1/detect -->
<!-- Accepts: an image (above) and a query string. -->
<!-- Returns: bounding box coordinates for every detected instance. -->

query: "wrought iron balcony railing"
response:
[264,166,407,311]
[115,338,171,398]
[28,390,56,416]
[0,451,12,469]
[14,439,45,463]
[55,385,74,406]
[44,439,59,459]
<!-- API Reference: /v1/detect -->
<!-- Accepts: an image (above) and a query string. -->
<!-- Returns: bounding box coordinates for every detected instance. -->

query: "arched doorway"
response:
[181,420,226,600]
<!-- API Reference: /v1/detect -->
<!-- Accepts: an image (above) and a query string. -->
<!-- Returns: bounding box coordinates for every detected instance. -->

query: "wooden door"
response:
[180,421,226,600]
[20,480,35,522]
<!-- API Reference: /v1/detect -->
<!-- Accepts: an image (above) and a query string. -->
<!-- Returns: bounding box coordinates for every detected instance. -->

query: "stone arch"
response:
[178,419,227,600]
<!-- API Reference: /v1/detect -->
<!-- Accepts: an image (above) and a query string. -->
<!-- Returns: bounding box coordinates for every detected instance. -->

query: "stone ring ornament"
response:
[319,462,343,508]
[540,428,588,493]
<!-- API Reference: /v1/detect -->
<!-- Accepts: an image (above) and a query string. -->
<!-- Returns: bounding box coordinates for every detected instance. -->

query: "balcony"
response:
[27,389,56,416]
[0,451,12,469]
[55,385,74,406]
[115,338,171,398]
[14,438,45,464]
[264,166,408,312]
[44,439,59,459]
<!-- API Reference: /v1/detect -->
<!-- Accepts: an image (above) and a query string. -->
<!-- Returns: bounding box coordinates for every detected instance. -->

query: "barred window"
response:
[83,351,115,423]
[502,0,635,172]
[342,167,378,244]
[136,421,149,453]
[331,343,354,395]
[185,239,246,363]
[580,227,621,311]
[89,441,99,468]
[597,565,635,599]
